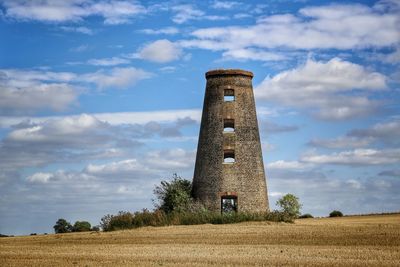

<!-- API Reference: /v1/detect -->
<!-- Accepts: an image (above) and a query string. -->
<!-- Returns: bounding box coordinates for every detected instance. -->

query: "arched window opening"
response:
[224,89,235,102]
[223,149,235,163]
[223,119,235,132]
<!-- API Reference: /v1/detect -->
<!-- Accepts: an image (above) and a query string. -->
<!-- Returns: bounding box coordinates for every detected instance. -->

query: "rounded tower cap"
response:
[205,69,253,79]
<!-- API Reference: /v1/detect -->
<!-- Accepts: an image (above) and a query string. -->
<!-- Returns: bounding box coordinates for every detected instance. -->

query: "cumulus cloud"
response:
[171,4,228,24]
[87,57,130,66]
[0,69,78,114]
[221,48,286,62]
[349,119,400,145]
[133,39,182,63]
[266,160,312,170]
[80,67,152,89]
[1,0,146,24]
[255,58,387,120]
[6,114,107,145]
[309,119,400,148]
[0,109,201,128]
[183,3,399,51]
[211,1,241,10]
[300,148,400,166]
[0,67,152,114]
[26,172,53,183]
[179,2,399,62]
[0,111,199,175]
[60,26,94,35]
[139,27,179,35]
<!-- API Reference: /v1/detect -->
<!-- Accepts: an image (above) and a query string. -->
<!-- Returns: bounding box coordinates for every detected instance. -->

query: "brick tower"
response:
[192,69,269,213]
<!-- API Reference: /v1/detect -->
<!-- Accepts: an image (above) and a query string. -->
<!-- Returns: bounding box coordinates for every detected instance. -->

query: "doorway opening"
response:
[221,195,238,213]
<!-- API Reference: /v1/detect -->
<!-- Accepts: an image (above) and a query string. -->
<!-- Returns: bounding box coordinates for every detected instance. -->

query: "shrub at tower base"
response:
[100,175,297,231]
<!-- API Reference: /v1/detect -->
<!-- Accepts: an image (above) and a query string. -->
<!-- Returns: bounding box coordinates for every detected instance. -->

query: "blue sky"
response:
[0,0,399,235]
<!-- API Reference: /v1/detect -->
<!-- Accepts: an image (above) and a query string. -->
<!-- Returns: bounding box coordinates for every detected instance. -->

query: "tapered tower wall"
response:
[192,69,269,213]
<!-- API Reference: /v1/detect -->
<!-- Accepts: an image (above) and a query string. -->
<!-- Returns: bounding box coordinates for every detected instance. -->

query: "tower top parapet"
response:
[205,69,253,79]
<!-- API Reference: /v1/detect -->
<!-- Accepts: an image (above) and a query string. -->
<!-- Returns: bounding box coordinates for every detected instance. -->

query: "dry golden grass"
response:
[1,214,399,266]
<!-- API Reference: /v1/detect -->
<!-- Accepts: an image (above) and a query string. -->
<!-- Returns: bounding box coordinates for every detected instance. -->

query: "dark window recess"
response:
[223,119,235,132]
[221,196,238,213]
[224,89,235,102]
[223,149,235,163]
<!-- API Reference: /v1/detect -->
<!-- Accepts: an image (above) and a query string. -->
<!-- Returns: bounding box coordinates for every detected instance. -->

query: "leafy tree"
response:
[53,218,72,234]
[153,173,192,213]
[100,214,113,231]
[276,194,302,219]
[72,221,91,232]
[109,211,134,231]
[329,210,343,217]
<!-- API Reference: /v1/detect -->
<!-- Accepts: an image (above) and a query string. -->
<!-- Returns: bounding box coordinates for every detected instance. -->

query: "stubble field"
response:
[1,214,399,266]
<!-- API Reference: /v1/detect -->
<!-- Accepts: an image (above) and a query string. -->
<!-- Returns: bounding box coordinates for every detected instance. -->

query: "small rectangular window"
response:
[223,119,234,132]
[224,89,235,102]
[223,149,235,163]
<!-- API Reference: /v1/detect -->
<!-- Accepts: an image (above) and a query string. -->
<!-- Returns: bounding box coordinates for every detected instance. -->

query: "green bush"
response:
[132,209,168,227]
[100,209,293,231]
[73,221,91,232]
[100,211,135,231]
[299,213,313,219]
[329,210,343,217]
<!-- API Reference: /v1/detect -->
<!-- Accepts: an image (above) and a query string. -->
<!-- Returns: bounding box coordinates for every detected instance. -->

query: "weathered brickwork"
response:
[192,69,269,213]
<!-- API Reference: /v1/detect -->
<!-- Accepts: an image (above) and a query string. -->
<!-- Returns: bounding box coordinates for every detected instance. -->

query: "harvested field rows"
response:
[1,214,399,266]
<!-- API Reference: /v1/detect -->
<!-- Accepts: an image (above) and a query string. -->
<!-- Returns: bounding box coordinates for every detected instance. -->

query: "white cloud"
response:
[81,67,152,89]
[145,148,195,170]
[0,109,201,128]
[179,2,400,62]
[134,39,182,63]
[171,4,203,24]
[139,27,179,35]
[301,148,400,166]
[0,69,78,114]
[186,3,399,50]
[308,136,374,149]
[2,0,146,24]
[7,114,105,143]
[267,160,312,170]
[0,110,199,173]
[85,159,149,176]
[26,172,53,183]
[211,1,241,10]
[60,26,93,35]
[221,48,286,62]
[0,67,152,114]
[309,119,400,148]
[87,57,130,66]
[171,4,228,24]
[255,58,387,120]
[349,119,400,144]
[377,48,400,64]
